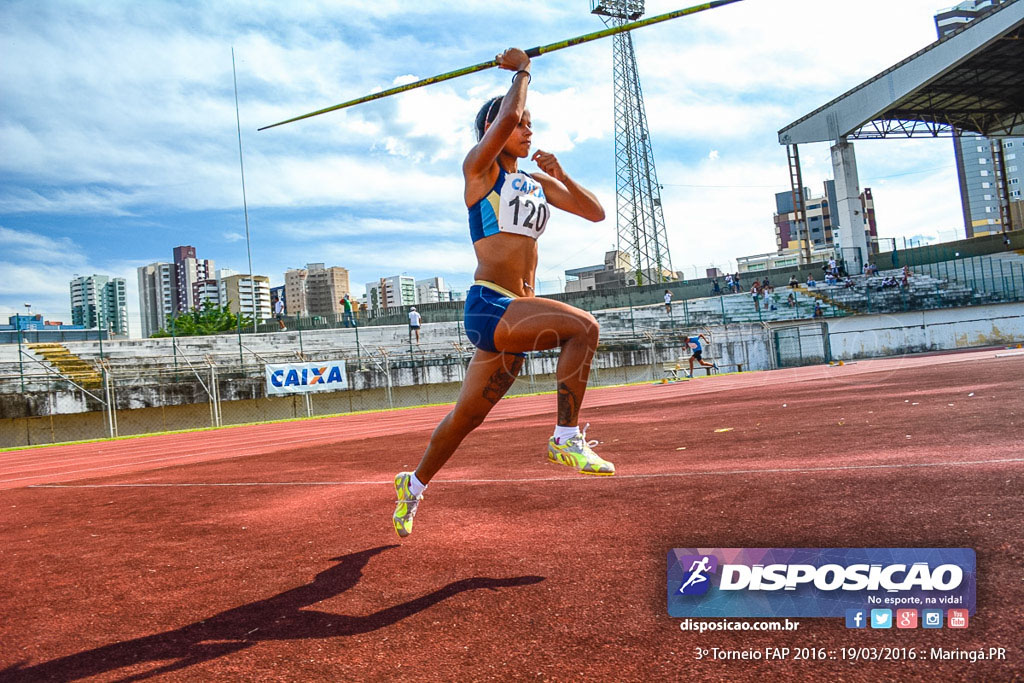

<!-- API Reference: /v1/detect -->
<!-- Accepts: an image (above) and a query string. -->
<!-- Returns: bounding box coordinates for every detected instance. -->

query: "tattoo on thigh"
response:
[481,357,524,405]
[557,382,581,425]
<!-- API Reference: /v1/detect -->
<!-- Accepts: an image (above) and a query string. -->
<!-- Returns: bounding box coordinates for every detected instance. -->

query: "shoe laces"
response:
[570,423,600,454]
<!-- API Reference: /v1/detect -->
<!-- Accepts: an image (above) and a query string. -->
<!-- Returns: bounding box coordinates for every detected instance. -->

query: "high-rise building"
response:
[304,263,350,316]
[774,181,878,257]
[935,0,1022,236]
[172,245,216,312]
[283,264,351,316]
[137,262,176,337]
[284,267,309,316]
[219,273,271,320]
[415,277,455,304]
[70,274,128,336]
[366,275,416,310]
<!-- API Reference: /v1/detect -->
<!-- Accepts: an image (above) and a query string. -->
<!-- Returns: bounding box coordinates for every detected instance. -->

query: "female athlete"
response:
[393,47,614,538]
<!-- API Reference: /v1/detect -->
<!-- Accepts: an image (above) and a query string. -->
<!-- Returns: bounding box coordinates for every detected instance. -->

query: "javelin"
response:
[258,0,744,131]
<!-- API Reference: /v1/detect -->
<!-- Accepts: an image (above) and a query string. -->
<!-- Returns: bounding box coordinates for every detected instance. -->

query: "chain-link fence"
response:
[5,264,1023,448]
[0,325,772,448]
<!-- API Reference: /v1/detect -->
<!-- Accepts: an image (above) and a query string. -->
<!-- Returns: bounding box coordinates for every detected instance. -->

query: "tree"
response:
[151,301,253,337]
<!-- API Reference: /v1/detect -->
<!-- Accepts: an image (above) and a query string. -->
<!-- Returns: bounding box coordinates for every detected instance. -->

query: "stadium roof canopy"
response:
[779,0,1024,144]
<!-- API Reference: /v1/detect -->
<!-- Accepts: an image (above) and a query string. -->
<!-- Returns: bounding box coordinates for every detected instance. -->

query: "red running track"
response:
[1,348,1022,681]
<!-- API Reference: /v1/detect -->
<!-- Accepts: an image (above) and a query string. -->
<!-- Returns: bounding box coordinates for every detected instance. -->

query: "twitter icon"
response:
[870,609,892,629]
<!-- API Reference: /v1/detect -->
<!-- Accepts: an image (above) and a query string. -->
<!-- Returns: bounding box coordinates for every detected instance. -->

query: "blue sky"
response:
[1,0,965,335]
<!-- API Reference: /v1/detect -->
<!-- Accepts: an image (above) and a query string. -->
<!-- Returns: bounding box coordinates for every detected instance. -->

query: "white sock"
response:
[409,472,427,497]
[553,425,580,444]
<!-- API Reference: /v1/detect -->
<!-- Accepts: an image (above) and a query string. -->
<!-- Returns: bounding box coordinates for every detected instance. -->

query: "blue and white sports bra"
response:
[468,166,549,243]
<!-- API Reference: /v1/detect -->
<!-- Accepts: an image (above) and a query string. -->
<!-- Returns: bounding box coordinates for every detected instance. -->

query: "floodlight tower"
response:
[591,0,674,286]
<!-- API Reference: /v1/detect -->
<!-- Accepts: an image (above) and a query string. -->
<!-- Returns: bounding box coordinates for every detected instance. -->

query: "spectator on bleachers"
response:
[825,271,837,286]
[711,279,721,295]
[787,292,796,307]
[733,273,743,293]
[725,273,734,292]
[750,282,761,312]
[813,300,824,318]
[828,256,837,273]
[806,274,817,288]
[788,275,799,288]
[902,265,910,287]
[762,277,772,294]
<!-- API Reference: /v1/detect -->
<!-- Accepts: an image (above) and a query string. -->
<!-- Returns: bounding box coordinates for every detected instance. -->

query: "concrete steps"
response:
[26,343,103,388]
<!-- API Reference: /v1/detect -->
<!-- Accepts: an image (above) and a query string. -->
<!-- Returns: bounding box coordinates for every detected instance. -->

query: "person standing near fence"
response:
[341,293,355,328]
[392,47,613,539]
[273,297,286,331]
[408,307,422,344]
[664,289,673,314]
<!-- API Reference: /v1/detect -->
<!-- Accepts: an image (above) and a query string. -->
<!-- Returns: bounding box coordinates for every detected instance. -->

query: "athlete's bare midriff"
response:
[473,232,537,298]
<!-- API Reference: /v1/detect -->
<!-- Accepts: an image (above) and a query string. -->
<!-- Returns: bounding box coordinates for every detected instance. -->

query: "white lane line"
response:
[23,457,1024,488]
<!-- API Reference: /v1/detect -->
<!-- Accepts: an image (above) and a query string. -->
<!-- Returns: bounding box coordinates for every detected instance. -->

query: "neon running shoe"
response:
[547,423,615,476]
[392,472,423,538]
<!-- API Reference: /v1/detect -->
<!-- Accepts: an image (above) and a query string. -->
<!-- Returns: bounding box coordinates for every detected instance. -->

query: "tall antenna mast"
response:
[591,0,674,286]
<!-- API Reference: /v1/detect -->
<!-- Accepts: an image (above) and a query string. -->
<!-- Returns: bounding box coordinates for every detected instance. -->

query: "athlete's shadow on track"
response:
[3,545,544,682]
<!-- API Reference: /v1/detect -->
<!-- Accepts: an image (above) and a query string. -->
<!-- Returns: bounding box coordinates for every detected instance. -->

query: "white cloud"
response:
[0,0,994,323]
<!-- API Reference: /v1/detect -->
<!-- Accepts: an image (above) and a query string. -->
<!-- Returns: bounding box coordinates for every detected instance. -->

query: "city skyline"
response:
[2,1,977,332]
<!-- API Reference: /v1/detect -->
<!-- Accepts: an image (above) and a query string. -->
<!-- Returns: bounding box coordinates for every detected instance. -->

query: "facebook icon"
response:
[845,609,867,629]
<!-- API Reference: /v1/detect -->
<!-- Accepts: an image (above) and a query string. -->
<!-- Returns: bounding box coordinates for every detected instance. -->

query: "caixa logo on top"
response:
[667,548,976,618]
[265,362,348,396]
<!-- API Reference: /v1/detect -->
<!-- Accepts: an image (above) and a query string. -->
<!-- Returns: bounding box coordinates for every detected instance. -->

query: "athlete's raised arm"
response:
[463,48,531,187]
[530,150,604,223]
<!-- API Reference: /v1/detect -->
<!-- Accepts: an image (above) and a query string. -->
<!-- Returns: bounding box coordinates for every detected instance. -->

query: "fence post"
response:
[650,339,657,381]
[236,315,243,370]
[683,299,689,327]
[720,295,726,325]
[297,314,305,355]
[999,260,1006,295]
[355,324,362,369]
[627,290,635,336]
[17,324,25,393]
[103,368,114,438]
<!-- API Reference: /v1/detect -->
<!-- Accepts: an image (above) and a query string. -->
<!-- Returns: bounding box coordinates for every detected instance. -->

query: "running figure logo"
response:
[677,555,718,595]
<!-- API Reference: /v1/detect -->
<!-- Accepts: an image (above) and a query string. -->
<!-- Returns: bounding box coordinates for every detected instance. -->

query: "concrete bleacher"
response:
[7,257,1020,385]
[911,250,1024,298]
[592,289,833,330]
[810,257,1019,315]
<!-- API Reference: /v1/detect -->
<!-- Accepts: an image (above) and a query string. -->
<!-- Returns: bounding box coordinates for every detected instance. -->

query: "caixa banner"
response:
[667,548,975,618]
[265,362,348,395]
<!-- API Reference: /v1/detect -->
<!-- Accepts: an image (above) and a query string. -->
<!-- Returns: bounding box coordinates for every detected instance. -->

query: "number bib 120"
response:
[497,172,550,238]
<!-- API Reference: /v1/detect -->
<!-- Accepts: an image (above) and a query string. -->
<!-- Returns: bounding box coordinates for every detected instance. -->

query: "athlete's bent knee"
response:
[450,409,487,433]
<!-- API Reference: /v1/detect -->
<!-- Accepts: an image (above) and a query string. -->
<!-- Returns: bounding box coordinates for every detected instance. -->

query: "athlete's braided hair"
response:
[474,96,503,141]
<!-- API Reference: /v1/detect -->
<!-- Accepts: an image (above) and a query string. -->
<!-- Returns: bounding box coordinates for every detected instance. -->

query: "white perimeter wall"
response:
[826,302,1024,360]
